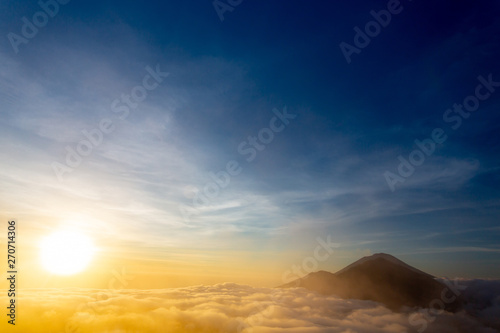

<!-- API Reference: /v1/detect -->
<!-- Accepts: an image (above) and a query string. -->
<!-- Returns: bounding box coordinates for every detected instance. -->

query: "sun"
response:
[40,230,95,276]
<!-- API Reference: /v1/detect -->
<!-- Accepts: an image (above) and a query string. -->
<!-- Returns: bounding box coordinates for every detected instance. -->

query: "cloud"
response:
[456,279,500,331]
[2,281,499,333]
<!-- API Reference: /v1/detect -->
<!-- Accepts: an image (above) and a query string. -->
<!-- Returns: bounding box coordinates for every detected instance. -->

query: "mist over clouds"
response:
[2,280,499,332]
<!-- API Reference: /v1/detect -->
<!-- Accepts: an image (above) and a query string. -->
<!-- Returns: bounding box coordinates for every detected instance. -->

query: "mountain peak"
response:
[334,253,434,278]
[280,253,462,312]
[372,252,396,258]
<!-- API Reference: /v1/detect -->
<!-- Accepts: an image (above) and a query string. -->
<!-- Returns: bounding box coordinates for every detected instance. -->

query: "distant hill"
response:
[280,253,463,312]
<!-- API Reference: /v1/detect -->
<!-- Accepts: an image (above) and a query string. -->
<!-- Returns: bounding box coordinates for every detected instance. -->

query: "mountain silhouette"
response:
[280,253,463,312]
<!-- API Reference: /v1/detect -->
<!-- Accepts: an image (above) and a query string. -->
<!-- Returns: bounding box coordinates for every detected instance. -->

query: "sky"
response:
[1,0,500,290]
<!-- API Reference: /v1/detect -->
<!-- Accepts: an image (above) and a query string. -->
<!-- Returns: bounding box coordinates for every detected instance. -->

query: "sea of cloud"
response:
[1,279,499,333]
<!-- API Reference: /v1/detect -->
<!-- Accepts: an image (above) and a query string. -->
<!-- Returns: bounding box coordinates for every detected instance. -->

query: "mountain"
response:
[280,253,463,312]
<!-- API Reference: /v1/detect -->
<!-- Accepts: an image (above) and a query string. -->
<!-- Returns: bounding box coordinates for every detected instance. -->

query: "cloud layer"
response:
[2,280,499,333]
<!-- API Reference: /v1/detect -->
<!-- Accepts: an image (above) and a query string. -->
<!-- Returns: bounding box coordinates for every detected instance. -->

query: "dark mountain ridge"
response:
[280,253,463,312]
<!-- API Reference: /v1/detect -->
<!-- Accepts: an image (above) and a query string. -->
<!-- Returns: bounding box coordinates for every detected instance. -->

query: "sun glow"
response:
[40,230,95,276]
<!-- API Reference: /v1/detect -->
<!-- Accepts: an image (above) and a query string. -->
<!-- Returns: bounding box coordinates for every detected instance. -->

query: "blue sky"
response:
[1,0,499,283]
